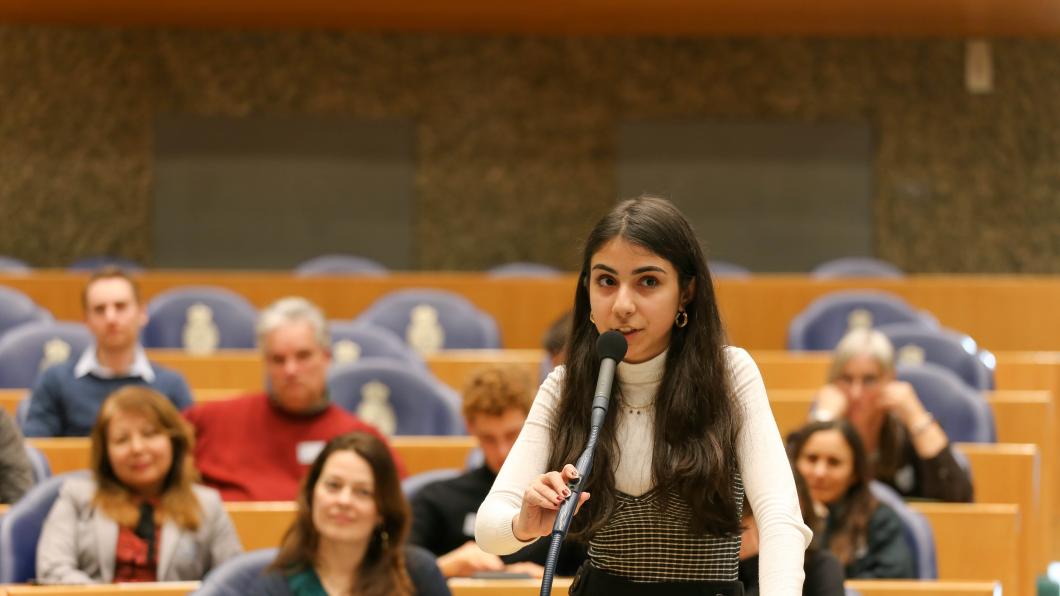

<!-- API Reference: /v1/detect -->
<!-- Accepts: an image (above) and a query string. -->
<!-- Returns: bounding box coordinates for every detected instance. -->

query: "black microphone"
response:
[540,330,627,595]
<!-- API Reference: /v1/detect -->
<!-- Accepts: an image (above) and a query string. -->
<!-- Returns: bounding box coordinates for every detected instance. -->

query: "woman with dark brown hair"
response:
[252,432,449,595]
[36,386,242,583]
[788,420,914,579]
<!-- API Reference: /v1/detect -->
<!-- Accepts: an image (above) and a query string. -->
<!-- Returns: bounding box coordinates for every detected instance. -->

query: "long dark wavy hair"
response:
[546,196,743,538]
[788,420,879,566]
[270,432,412,596]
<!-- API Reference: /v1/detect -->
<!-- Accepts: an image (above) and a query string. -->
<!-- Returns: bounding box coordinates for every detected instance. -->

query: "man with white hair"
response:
[184,296,399,501]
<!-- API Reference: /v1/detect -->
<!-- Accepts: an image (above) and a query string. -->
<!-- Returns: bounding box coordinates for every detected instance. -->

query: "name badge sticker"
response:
[296,441,325,465]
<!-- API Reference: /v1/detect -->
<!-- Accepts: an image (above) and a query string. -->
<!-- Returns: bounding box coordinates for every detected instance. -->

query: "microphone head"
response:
[596,330,628,362]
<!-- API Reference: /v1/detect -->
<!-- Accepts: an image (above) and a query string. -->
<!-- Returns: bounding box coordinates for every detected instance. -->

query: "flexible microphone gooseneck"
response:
[539,330,627,595]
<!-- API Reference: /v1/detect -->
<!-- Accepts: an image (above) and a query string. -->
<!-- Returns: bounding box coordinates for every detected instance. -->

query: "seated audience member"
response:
[542,311,572,369]
[24,267,193,437]
[739,469,845,596]
[36,386,242,583]
[410,366,586,578]
[251,432,449,595]
[789,420,915,579]
[0,408,33,503]
[811,328,973,502]
[184,297,398,501]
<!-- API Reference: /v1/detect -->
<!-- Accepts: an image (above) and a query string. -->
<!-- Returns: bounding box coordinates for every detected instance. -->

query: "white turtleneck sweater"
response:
[475,346,812,594]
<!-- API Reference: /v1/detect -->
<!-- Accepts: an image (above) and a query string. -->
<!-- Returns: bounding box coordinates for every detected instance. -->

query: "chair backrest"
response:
[356,289,501,353]
[0,256,30,273]
[67,256,143,272]
[896,362,995,443]
[293,254,388,277]
[708,260,752,278]
[787,290,937,351]
[401,468,462,499]
[811,257,904,278]
[0,321,93,388]
[486,262,561,277]
[877,322,994,391]
[0,286,52,340]
[24,444,52,485]
[869,480,937,579]
[142,286,258,352]
[0,471,88,583]
[327,359,464,436]
[327,321,426,370]
[195,548,279,596]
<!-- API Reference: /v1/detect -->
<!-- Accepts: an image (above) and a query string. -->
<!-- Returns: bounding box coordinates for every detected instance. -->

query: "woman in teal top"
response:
[253,432,449,596]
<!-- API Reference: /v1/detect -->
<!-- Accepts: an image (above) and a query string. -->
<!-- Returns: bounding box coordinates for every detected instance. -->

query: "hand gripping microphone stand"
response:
[539,330,627,596]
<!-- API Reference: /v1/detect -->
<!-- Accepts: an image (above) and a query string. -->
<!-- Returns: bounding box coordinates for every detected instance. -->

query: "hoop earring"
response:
[675,310,688,328]
[589,312,596,324]
[378,528,390,551]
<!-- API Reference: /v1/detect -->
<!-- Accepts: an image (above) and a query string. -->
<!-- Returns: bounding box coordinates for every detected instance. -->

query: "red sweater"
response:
[184,393,403,501]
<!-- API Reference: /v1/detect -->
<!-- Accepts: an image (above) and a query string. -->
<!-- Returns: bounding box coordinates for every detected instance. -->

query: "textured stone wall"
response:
[1,27,1058,272]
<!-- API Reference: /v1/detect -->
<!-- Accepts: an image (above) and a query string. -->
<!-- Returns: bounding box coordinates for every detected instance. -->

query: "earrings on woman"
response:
[675,310,688,328]
[376,526,390,551]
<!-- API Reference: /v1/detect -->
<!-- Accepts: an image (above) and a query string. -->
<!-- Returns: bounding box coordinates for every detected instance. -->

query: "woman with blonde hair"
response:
[36,386,242,583]
[252,432,449,595]
[813,328,972,502]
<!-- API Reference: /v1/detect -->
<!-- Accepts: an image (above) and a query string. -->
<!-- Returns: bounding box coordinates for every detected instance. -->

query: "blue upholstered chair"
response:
[487,262,562,277]
[787,290,937,351]
[195,548,278,596]
[0,471,88,583]
[811,257,903,279]
[896,363,995,443]
[877,322,994,391]
[708,260,752,278]
[142,286,258,352]
[328,359,464,436]
[293,254,388,276]
[356,289,501,353]
[401,468,462,499]
[0,321,92,388]
[327,321,427,370]
[24,444,52,485]
[0,256,30,273]
[0,286,52,340]
[869,481,937,579]
[67,256,143,272]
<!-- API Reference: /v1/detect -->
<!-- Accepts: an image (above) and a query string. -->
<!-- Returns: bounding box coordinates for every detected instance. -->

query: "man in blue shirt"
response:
[23,268,192,437]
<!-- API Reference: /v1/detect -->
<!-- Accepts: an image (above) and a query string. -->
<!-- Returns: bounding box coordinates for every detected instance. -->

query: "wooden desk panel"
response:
[842,580,1001,596]
[1,583,199,595]
[225,502,296,551]
[6,274,1060,352]
[911,503,1020,595]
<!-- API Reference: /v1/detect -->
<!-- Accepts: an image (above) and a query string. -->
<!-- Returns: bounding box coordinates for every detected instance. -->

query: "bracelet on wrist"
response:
[911,412,935,436]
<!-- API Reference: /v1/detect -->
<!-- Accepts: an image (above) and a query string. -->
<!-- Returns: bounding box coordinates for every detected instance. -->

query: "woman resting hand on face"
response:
[812,328,973,502]
[251,432,450,596]
[36,386,242,584]
[476,196,811,596]
[790,420,915,579]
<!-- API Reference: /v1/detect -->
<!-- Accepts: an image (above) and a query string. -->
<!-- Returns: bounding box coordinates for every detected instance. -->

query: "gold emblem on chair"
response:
[333,340,362,364]
[897,344,926,366]
[406,305,444,355]
[40,338,71,371]
[847,308,873,331]
[357,381,397,436]
[183,303,220,355]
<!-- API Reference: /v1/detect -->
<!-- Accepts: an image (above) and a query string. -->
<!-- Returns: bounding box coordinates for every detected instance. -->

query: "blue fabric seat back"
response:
[356,289,501,351]
[896,363,995,443]
[294,254,388,276]
[67,256,143,272]
[0,471,88,583]
[327,321,426,370]
[401,468,462,499]
[195,548,279,596]
[878,322,994,391]
[787,290,937,351]
[328,359,464,436]
[0,256,30,273]
[708,260,752,278]
[869,481,937,579]
[487,262,561,277]
[811,257,904,278]
[24,444,52,485]
[0,286,52,341]
[0,321,92,388]
[142,286,258,350]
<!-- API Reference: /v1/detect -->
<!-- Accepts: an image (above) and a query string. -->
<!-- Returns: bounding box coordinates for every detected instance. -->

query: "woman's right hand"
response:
[512,464,590,541]
[813,384,849,421]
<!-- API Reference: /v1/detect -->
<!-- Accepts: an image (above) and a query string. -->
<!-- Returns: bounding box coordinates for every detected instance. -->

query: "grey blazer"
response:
[36,477,243,584]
